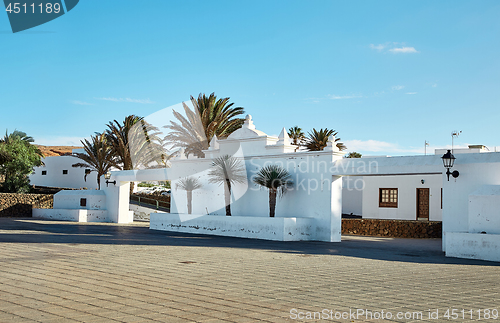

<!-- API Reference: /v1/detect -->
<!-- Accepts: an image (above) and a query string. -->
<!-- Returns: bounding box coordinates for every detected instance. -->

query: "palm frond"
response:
[176,177,203,191]
[208,155,247,186]
[253,165,293,197]
[164,93,245,158]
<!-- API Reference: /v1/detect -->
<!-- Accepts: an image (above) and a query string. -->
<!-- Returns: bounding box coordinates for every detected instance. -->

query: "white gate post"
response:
[330,175,343,242]
[102,174,134,223]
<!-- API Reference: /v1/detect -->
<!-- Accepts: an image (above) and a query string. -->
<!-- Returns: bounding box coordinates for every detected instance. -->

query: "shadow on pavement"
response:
[0,218,497,266]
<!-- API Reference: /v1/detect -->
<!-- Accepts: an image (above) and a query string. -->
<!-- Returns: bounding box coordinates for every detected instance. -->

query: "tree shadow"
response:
[0,218,497,266]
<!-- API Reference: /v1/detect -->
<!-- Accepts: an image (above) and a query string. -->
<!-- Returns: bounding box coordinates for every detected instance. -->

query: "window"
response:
[379,188,398,208]
[62,170,68,175]
[441,188,443,209]
[41,170,47,175]
[80,198,87,207]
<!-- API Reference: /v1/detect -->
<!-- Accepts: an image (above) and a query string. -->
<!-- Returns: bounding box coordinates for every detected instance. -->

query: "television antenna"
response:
[451,131,462,153]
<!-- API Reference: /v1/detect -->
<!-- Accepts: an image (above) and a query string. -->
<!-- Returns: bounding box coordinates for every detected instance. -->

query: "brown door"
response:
[417,188,430,220]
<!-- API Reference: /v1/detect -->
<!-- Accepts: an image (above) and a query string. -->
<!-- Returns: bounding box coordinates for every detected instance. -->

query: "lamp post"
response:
[104,171,116,187]
[441,150,459,181]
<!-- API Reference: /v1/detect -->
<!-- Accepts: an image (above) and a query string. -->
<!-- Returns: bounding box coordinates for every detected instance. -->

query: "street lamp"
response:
[104,171,116,187]
[441,150,459,181]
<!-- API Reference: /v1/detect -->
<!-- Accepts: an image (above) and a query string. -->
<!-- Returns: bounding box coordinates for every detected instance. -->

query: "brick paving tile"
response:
[0,218,499,323]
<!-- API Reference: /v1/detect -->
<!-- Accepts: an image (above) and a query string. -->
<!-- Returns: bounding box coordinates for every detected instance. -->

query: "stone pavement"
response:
[0,218,498,323]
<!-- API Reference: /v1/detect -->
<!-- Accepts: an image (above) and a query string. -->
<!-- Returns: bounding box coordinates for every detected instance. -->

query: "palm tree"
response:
[305,128,346,151]
[165,93,245,158]
[72,133,119,189]
[1,130,43,157]
[288,126,306,146]
[1,130,34,144]
[208,155,247,216]
[106,115,165,193]
[253,165,293,217]
[176,177,203,214]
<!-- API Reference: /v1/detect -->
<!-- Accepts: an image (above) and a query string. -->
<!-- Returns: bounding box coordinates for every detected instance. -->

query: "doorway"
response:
[417,188,430,220]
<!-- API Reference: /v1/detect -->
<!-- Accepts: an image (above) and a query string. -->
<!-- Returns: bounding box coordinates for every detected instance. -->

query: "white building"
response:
[30,149,99,189]
[341,145,490,222]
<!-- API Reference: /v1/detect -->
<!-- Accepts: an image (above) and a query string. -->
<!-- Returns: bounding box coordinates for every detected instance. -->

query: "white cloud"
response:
[389,46,418,54]
[327,94,361,100]
[96,97,155,104]
[369,44,385,51]
[391,85,404,91]
[71,100,93,106]
[405,92,417,95]
[370,42,419,54]
[432,83,438,88]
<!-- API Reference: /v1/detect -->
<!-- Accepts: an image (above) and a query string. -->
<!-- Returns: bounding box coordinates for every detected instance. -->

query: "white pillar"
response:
[329,175,343,242]
[103,174,133,223]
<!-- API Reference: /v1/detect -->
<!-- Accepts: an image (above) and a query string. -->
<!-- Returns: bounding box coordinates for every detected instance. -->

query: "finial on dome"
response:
[243,114,256,130]
[325,135,340,152]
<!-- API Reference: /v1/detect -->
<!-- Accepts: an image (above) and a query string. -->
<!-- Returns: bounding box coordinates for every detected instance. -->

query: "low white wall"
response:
[130,204,159,221]
[361,174,442,221]
[33,209,109,222]
[150,213,316,241]
[445,232,500,262]
[53,190,106,210]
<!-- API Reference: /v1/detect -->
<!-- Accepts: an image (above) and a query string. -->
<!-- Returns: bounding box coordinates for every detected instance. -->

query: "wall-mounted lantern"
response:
[421,179,425,184]
[441,150,459,181]
[104,171,116,187]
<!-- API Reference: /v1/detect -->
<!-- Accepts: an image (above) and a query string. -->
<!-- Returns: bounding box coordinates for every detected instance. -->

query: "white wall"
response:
[167,153,344,242]
[30,155,99,189]
[53,190,106,210]
[468,185,500,234]
[361,174,442,221]
[342,176,363,216]
[442,153,500,249]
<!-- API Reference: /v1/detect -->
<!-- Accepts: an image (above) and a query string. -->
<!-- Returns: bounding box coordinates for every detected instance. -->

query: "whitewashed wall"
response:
[30,155,98,189]
[361,174,442,221]
[442,153,500,250]
[341,176,363,216]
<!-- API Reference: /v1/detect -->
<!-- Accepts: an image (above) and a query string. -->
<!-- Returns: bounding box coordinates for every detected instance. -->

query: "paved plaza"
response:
[0,218,498,323]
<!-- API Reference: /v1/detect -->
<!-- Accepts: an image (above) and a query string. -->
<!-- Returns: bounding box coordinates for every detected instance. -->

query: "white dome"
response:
[228,115,267,139]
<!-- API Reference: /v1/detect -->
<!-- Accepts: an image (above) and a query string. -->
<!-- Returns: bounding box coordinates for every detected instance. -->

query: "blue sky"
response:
[1,0,499,156]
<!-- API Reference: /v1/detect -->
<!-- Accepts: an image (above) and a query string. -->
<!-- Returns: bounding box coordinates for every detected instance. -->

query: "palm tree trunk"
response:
[97,177,101,190]
[187,190,192,214]
[224,180,231,216]
[129,181,135,195]
[269,189,277,217]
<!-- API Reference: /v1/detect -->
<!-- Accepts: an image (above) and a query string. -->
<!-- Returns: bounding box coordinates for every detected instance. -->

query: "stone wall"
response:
[0,193,53,217]
[342,219,442,239]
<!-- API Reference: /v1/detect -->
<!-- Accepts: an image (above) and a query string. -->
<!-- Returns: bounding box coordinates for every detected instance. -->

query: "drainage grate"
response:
[179,261,197,264]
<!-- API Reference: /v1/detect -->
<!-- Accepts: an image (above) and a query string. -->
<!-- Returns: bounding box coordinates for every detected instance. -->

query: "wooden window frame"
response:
[379,188,398,208]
